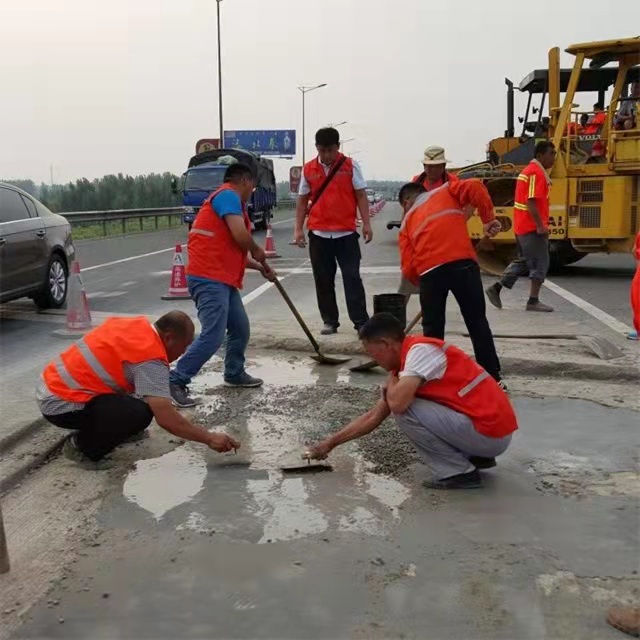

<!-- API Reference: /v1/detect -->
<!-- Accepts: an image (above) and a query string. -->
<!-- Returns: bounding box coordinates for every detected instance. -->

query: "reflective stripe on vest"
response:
[410,208,465,241]
[189,228,215,238]
[400,183,450,231]
[55,339,126,394]
[458,370,490,397]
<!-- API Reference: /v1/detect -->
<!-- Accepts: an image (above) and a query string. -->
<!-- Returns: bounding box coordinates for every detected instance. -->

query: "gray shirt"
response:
[36,359,171,416]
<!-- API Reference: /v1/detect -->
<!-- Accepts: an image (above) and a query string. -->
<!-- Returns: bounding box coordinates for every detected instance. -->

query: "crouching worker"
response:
[307,313,517,489]
[37,311,239,469]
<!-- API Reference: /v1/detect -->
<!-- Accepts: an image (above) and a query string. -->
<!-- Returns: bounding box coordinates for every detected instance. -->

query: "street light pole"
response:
[216,0,224,144]
[298,83,327,165]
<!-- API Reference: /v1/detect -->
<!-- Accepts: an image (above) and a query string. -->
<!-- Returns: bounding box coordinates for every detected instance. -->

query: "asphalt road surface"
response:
[0,203,635,443]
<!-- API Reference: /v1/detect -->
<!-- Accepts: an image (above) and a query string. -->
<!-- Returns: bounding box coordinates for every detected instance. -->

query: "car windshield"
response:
[184,169,225,192]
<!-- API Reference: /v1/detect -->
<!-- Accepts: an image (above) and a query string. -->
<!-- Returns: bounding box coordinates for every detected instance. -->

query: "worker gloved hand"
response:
[305,440,333,460]
[208,433,241,453]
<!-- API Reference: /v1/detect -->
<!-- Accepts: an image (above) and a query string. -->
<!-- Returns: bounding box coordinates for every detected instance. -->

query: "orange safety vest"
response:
[303,154,358,232]
[42,317,168,404]
[582,111,606,135]
[398,179,494,284]
[399,336,518,438]
[411,171,459,192]
[186,184,252,289]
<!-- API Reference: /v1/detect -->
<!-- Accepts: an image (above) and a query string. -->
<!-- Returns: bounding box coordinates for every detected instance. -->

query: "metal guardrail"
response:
[60,199,296,237]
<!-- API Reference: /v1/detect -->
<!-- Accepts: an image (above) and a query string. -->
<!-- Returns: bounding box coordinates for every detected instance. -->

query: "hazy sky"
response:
[1,0,638,185]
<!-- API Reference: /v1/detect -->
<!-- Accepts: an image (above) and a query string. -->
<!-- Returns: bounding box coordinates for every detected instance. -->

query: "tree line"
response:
[2,174,404,213]
[2,174,181,213]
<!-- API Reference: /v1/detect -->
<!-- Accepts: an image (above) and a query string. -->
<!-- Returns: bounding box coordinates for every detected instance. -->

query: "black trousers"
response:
[308,232,369,330]
[419,259,501,380]
[43,394,153,461]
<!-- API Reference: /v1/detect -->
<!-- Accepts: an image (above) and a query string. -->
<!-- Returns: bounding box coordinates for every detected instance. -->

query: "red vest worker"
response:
[169,163,276,407]
[37,313,239,467]
[306,314,517,490]
[486,140,557,312]
[294,127,372,335]
[397,177,504,386]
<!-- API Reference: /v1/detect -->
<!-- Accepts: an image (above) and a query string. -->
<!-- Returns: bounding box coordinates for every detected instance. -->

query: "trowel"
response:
[280,452,333,475]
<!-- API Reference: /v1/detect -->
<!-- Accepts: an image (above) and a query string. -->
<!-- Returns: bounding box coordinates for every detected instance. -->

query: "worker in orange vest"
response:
[169,163,276,408]
[37,311,240,468]
[486,141,556,312]
[582,102,607,135]
[397,179,504,387]
[399,146,460,301]
[412,145,459,191]
[306,314,517,489]
[629,232,640,340]
[294,127,372,335]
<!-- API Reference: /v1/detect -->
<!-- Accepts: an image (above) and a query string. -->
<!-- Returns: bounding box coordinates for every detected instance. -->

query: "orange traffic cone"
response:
[161,244,191,300]
[264,223,280,258]
[54,262,92,337]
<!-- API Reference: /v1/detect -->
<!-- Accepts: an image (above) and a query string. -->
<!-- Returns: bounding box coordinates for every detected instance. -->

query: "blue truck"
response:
[172,148,277,230]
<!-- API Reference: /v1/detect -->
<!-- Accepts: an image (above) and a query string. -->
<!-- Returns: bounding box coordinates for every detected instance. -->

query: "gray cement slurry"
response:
[15,355,640,639]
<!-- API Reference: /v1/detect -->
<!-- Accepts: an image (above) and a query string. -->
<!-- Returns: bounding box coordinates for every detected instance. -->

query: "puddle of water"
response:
[123,446,206,520]
[247,474,329,543]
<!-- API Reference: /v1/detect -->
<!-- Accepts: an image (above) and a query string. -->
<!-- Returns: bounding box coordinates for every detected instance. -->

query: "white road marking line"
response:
[81,245,185,272]
[241,257,311,305]
[87,291,127,299]
[545,279,631,335]
[270,217,295,227]
[120,281,137,287]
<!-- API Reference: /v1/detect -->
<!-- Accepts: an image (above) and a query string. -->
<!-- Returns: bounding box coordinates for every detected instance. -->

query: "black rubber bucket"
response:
[373,293,407,328]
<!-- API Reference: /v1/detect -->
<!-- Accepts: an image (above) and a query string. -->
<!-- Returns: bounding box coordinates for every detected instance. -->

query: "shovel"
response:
[272,277,351,365]
[349,309,423,372]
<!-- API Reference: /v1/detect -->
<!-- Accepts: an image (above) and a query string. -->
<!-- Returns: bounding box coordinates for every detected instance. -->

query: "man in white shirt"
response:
[306,313,517,490]
[294,127,372,335]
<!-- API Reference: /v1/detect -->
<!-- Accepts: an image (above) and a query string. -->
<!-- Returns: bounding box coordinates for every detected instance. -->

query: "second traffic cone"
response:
[65,262,92,332]
[161,244,191,300]
[264,222,280,258]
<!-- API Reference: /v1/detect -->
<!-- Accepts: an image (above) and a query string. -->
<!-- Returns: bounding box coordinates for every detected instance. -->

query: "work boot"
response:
[423,469,483,490]
[485,284,503,309]
[170,383,199,408]
[607,607,640,637]
[62,436,113,471]
[497,380,509,393]
[469,456,497,470]
[320,324,338,335]
[224,372,264,388]
[526,300,554,312]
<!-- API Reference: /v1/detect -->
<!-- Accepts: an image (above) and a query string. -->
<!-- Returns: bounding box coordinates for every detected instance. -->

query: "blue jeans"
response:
[169,278,249,386]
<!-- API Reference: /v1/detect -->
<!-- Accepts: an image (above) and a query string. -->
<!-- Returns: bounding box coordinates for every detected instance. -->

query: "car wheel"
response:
[34,253,68,309]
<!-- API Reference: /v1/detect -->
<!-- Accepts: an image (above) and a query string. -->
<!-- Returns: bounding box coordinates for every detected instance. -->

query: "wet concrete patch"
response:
[15,352,640,639]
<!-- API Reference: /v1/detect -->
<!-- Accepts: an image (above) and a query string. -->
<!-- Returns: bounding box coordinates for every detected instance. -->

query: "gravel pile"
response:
[196,384,418,479]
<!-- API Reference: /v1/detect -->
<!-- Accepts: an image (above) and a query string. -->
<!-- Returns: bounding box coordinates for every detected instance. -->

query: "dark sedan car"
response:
[0,183,75,308]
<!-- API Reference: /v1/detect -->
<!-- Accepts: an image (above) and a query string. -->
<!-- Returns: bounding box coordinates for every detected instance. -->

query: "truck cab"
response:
[175,149,277,231]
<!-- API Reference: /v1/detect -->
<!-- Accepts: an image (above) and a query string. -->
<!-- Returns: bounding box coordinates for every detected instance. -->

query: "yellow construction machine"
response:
[465,37,640,274]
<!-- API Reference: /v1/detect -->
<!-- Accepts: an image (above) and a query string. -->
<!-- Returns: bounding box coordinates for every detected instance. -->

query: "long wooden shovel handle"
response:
[405,310,423,334]
[273,278,323,355]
